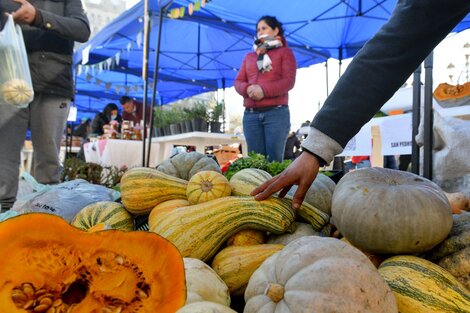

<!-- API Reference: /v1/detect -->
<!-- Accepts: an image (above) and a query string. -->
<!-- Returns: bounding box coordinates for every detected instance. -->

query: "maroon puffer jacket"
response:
[234,45,297,109]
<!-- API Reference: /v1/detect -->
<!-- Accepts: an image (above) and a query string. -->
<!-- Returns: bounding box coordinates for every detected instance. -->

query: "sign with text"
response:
[380,114,412,155]
[338,126,372,157]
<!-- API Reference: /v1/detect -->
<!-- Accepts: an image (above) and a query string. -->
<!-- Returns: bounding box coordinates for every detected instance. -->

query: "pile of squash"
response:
[1,151,470,313]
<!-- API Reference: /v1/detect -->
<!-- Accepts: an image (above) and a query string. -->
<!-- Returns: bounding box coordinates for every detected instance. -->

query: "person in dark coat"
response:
[0,0,90,210]
[91,103,122,136]
[284,132,301,160]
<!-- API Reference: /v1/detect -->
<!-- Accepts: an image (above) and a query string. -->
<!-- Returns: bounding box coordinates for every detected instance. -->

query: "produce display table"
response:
[83,139,159,168]
[151,132,247,164]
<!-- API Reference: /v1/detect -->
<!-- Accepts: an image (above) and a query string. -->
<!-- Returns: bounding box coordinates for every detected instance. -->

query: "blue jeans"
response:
[243,105,290,162]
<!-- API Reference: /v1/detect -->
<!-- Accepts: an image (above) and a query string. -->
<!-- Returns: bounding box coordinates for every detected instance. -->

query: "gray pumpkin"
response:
[156,152,221,180]
[287,173,336,215]
[332,167,452,254]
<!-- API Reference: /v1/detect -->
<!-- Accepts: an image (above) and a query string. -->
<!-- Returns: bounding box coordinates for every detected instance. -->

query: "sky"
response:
[124,0,469,131]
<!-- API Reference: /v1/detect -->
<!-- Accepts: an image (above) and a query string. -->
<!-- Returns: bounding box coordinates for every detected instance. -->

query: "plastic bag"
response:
[12,173,121,223]
[0,15,34,108]
[416,112,470,192]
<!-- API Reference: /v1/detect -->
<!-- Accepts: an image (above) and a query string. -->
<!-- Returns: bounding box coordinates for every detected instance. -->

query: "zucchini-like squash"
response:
[226,229,267,246]
[212,244,284,296]
[286,197,330,231]
[71,201,134,231]
[120,167,188,215]
[229,168,272,196]
[379,255,470,312]
[150,196,295,261]
[148,199,190,230]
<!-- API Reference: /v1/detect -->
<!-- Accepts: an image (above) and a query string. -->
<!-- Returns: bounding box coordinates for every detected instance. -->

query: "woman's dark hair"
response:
[103,103,119,116]
[257,16,284,36]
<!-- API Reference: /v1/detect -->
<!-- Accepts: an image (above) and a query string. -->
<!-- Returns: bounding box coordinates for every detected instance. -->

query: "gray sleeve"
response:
[33,0,90,43]
[310,0,470,152]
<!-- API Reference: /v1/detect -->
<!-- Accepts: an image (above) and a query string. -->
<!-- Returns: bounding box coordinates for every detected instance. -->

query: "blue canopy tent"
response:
[74,0,470,169]
[73,0,330,165]
[74,0,470,117]
[73,0,329,101]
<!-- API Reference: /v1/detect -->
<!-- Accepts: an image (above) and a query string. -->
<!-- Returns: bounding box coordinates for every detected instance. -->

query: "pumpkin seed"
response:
[11,289,28,304]
[34,304,51,312]
[52,299,63,307]
[23,299,35,309]
[46,307,56,313]
[22,284,35,298]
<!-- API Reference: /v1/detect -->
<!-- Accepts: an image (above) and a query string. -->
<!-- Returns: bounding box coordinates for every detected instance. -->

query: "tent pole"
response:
[325,60,329,97]
[146,7,165,167]
[422,52,434,180]
[222,78,226,133]
[411,65,421,175]
[141,0,151,167]
[338,47,343,78]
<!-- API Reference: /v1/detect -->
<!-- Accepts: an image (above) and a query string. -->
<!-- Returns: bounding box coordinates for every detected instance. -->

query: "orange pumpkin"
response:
[0,213,186,313]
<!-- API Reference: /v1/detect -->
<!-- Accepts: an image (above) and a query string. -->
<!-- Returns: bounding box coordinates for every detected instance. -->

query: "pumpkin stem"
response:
[264,283,284,302]
[200,180,213,192]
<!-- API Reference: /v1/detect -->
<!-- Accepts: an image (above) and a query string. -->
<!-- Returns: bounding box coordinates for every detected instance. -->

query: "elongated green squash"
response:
[150,196,295,261]
[289,198,330,232]
[212,244,284,296]
[71,201,134,231]
[378,255,470,313]
[228,168,329,231]
[120,167,188,215]
[229,168,272,196]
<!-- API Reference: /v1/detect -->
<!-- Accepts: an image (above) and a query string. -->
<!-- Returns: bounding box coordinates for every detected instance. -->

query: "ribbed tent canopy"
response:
[73,0,470,118]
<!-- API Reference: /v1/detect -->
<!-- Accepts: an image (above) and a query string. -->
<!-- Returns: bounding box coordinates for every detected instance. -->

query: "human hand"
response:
[11,0,36,25]
[251,152,320,209]
[247,85,256,98]
[247,84,264,100]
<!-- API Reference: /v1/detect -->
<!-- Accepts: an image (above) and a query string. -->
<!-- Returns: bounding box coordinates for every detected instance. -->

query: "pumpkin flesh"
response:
[0,213,186,313]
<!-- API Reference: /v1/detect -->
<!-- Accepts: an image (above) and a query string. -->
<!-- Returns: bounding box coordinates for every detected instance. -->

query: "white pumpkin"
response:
[176,301,237,313]
[1,78,33,107]
[267,222,321,245]
[244,236,398,313]
[184,258,231,306]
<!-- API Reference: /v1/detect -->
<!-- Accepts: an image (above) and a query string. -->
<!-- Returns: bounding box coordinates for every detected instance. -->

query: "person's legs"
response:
[243,110,266,156]
[263,106,290,162]
[30,94,70,184]
[0,104,29,209]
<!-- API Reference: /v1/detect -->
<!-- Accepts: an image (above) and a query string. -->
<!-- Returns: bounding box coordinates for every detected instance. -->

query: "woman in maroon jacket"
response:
[234,16,297,162]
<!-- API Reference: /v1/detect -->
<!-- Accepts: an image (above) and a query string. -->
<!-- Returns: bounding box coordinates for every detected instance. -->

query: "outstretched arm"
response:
[252,0,470,208]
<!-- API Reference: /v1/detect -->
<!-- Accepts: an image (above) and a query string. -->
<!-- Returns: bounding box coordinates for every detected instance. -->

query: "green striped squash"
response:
[71,201,134,231]
[120,167,188,215]
[229,168,272,196]
[150,196,295,262]
[212,244,284,296]
[288,198,330,232]
[378,255,470,313]
[228,168,329,231]
[186,170,231,204]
